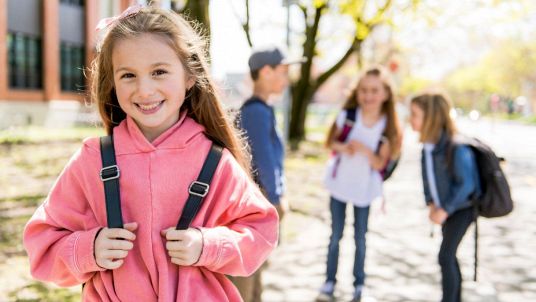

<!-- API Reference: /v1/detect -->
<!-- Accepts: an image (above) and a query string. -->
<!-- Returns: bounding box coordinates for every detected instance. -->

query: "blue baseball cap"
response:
[248,46,305,72]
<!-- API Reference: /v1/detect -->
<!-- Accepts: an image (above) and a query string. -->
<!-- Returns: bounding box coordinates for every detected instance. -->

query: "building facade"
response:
[0,0,140,128]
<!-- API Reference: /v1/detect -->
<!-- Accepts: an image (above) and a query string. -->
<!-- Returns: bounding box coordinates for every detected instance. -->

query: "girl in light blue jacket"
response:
[410,93,481,302]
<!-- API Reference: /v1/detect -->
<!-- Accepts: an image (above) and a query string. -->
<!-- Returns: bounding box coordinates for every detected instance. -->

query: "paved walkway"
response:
[263,124,536,302]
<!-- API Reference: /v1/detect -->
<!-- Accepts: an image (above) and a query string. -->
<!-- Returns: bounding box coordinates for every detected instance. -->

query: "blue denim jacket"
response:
[240,97,284,205]
[421,132,481,215]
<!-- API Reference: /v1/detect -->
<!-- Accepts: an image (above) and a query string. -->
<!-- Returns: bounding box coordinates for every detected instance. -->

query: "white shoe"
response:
[350,285,364,302]
[316,281,335,302]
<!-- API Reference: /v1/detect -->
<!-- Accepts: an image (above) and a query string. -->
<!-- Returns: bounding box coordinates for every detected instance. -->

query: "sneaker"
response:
[350,285,363,302]
[315,281,335,302]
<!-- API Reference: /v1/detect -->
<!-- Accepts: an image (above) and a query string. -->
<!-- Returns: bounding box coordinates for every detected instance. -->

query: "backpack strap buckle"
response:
[100,165,120,181]
[189,181,209,197]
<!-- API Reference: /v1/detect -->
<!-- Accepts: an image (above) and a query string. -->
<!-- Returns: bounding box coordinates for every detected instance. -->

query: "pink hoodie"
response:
[23,112,279,301]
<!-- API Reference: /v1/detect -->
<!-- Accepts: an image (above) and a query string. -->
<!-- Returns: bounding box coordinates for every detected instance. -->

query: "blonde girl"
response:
[409,93,481,302]
[318,68,402,302]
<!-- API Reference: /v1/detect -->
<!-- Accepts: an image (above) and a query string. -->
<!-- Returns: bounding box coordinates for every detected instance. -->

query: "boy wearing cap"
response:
[230,47,297,302]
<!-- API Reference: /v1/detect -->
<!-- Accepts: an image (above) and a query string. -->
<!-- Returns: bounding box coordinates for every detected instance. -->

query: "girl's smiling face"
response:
[112,33,194,142]
[356,75,388,113]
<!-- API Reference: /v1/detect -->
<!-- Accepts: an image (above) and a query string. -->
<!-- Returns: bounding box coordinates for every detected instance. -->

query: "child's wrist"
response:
[191,227,204,265]
[93,227,105,269]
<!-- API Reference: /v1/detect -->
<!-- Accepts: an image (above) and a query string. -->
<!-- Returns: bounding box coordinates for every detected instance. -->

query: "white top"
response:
[324,109,387,207]
[423,143,441,207]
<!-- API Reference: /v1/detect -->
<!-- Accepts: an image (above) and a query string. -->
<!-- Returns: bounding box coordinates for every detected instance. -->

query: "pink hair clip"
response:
[96,4,144,31]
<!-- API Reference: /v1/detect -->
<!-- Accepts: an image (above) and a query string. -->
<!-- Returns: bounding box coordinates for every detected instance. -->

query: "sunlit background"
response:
[1,1,535,301]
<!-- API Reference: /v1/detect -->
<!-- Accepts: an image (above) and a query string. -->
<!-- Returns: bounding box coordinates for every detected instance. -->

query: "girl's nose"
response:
[137,78,156,98]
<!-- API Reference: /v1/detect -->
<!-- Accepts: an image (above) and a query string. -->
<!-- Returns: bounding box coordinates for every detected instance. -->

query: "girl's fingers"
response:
[123,222,138,232]
[163,229,188,241]
[99,258,124,270]
[168,251,187,259]
[170,257,188,266]
[106,228,136,241]
[107,259,124,270]
[166,240,186,252]
[106,239,134,251]
[103,249,129,260]
[169,250,187,259]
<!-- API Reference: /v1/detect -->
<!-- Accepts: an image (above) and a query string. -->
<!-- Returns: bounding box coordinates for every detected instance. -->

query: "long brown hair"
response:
[90,7,251,172]
[410,93,457,143]
[325,68,402,157]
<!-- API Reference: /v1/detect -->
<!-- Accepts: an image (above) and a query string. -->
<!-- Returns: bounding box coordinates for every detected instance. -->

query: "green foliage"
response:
[400,76,433,96]
[445,39,536,111]
[313,0,328,8]
[492,112,536,125]
[338,0,393,41]
[339,0,365,16]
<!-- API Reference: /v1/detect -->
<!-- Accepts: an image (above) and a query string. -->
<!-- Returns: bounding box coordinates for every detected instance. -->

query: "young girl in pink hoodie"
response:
[23,5,278,302]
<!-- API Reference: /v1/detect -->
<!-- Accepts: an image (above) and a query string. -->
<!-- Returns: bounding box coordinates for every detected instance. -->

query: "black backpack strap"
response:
[99,135,123,228]
[176,143,223,230]
[332,108,357,178]
[345,108,357,124]
[336,108,357,142]
[474,206,478,282]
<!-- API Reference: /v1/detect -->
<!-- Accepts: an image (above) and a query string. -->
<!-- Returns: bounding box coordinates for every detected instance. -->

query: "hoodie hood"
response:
[114,110,206,155]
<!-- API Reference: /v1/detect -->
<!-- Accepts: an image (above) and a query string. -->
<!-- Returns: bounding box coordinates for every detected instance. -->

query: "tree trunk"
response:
[289,80,314,147]
[288,39,362,146]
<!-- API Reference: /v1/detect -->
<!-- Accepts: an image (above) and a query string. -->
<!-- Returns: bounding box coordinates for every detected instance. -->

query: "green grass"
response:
[0,194,46,205]
[9,282,81,302]
[520,115,536,124]
[6,142,81,179]
[0,215,32,257]
[0,126,104,145]
[12,156,70,179]
[488,113,536,125]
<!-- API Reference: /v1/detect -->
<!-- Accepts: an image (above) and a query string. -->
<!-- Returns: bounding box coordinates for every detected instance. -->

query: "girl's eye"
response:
[153,69,168,76]
[120,73,135,79]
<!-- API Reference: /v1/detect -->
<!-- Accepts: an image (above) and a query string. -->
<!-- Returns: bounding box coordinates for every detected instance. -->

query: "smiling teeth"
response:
[138,102,161,110]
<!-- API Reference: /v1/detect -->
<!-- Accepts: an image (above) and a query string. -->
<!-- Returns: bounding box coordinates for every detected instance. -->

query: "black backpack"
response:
[451,135,513,218]
[449,135,514,281]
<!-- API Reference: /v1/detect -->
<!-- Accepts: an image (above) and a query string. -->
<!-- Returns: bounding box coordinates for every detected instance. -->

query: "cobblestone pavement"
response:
[263,120,536,302]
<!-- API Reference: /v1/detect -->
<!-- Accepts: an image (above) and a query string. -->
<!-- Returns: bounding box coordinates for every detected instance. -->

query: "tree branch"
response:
[232,0,253,47]
[242,0,253,47]
[365,0,393,28]
[303,4,326,64]
[299,4,307,20]
[314,37,360,89]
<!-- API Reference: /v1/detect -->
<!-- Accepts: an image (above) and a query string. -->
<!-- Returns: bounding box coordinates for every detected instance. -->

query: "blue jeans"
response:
[325,196,370,287]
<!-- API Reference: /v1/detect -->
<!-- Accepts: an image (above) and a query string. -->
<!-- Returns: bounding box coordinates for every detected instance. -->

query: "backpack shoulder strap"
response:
[176,143,224,230]
[99,135,124,228]
[345,108,357,124]
[336,108,357,142]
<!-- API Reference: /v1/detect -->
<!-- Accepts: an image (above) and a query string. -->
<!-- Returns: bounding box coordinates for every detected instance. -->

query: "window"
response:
[8,32,42,89]
[59,0,84,6]
[60,42,85,92]
[59,0,86,92]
